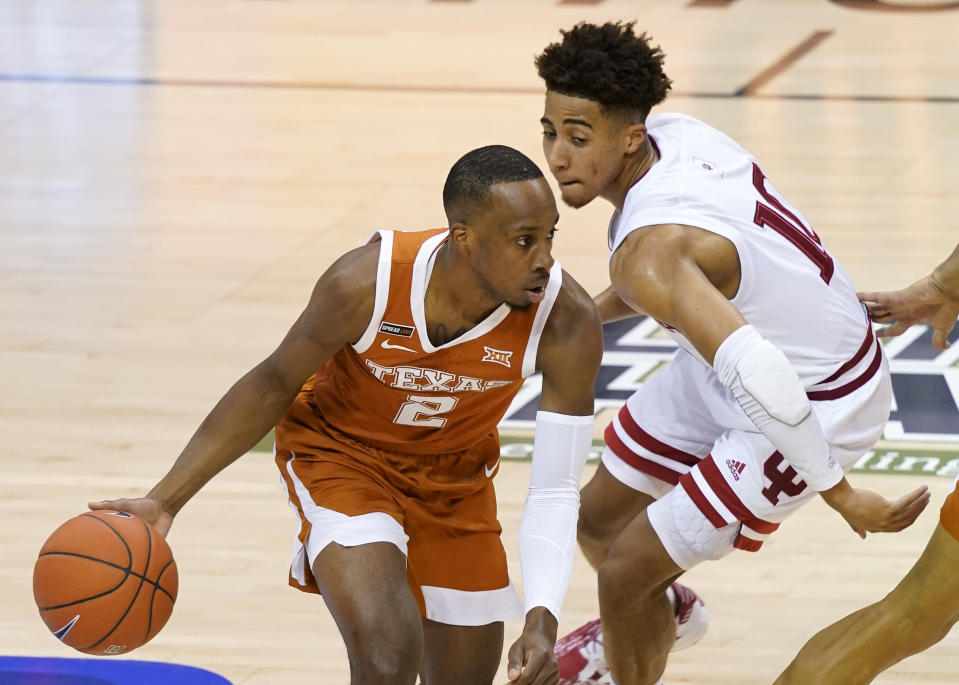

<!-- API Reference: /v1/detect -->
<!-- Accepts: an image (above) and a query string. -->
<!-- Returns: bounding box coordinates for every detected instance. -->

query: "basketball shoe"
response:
[554,582,707,684]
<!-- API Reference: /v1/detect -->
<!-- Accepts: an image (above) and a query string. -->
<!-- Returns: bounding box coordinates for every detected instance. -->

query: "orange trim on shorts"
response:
[940,485,959,542]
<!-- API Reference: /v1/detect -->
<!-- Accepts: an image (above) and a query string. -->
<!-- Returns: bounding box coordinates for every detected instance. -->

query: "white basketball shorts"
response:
[602,348,891,569]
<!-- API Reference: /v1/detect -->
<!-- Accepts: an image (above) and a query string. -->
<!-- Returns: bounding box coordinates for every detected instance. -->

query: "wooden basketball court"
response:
[2,0,958,682]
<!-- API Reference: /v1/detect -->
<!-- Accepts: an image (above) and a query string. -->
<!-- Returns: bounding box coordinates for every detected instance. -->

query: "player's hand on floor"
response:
[88,497,174,537]
[505,610,559,685]
[859,277,959,350]
[823,483,930,538]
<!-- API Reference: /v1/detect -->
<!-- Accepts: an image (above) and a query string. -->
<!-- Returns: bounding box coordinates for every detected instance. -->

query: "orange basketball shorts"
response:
[274,388,522,626]
[940,480,959,542]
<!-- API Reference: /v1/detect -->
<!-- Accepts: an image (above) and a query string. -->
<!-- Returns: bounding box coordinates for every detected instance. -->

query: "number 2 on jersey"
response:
[394,395,458,428]
[751,163,834,284]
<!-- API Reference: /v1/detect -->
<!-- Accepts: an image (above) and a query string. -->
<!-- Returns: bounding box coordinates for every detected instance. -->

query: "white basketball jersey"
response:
[609,113,872,388]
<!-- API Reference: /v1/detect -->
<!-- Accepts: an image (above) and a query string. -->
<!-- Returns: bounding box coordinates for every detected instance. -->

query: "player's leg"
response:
[312,541,424,685]
[776,494,959,684]
[578,462,655,568]
[598,510,683,685]
[275,406,427,685]
[557,353,723,684]
[404,440,523,685]
[581,351,721,570]
[598,481,739,685]
[420,619,503,685]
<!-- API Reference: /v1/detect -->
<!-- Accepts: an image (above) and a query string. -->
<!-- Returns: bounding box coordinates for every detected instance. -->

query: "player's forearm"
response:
[931,243,959,297]
[713,325,842,491]
[594,285,642,323]
[149,362,300,515]
[519,487,580,619]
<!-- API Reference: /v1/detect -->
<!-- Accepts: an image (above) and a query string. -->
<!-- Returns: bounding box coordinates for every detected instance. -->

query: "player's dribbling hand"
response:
[821,479,931,538]
[505,608,559,685]
[88,497,174,538]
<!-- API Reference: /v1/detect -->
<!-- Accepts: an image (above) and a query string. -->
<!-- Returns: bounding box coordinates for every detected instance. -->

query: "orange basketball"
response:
[33,510,178,655]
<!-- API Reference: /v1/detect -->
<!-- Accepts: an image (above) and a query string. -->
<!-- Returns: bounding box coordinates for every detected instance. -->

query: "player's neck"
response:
[602,137,659,213]
[425,245,500,332]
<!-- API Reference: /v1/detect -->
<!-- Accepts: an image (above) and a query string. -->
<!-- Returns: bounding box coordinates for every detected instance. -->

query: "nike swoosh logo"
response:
[53,614,80,640]
[484,458,501,478]
[381,339,417,353]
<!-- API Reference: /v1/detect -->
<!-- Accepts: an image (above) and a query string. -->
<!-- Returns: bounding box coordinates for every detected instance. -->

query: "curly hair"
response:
[535,21,672,121]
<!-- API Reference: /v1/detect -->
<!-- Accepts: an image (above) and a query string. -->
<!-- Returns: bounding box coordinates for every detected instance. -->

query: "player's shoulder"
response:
[646,111,716,138]
[543,270,602,340]
[310,237,384,317]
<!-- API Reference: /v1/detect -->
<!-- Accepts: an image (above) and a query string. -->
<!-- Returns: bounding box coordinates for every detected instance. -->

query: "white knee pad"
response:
[647,486,738,570]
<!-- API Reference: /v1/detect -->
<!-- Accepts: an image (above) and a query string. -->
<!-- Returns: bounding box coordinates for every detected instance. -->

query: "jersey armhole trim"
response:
[352,230,394,353]
[521,262,564,378]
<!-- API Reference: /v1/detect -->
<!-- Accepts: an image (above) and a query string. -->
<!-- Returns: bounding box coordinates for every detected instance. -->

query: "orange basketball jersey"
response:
[308,229,562,454]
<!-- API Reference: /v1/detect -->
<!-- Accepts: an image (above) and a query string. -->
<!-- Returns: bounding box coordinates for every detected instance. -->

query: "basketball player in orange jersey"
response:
[90,145,604,685]
[532,22,931,685]
[775,243,959,684]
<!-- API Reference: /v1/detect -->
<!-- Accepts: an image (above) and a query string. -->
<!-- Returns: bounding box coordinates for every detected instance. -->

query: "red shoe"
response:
[555,617,608,684]
[670,582,709,651]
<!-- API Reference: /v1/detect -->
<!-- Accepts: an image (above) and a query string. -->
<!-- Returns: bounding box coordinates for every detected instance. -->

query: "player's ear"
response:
[449,222,472,255]
[624,123,648,155]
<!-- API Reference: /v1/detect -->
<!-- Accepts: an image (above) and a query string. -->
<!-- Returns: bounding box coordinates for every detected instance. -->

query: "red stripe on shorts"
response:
[699,457,756,522]
[605,422,682,485]
[734,536,764,552]
[616,406,700,467]
[679,473,727,528]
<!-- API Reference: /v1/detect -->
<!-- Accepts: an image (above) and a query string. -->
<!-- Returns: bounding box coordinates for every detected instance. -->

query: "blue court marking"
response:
[0,656,231,685]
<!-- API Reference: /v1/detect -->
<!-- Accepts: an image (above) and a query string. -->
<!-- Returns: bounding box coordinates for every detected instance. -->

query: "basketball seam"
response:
[36,551,175,603]
[145,558,177,645]
[78,516,153,652]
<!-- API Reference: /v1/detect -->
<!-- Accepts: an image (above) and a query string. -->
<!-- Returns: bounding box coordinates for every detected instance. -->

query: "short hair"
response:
[535,21,673,121]
[442,145,544,223]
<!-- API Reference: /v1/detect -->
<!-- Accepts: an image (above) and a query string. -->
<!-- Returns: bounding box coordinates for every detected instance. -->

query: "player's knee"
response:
[349,632,422,685]
[892,602,957,653]
[345,607,423,684]
[597,546,656,600]
[577,489,621,554]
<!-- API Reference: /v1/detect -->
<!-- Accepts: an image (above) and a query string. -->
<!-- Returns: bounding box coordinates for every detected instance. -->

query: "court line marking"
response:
[735,30,834,97]
[0,72,957,104]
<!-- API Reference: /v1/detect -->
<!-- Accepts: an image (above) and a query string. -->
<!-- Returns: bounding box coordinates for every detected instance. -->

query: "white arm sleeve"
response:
[713,325,843,492]
[519,410,594,620]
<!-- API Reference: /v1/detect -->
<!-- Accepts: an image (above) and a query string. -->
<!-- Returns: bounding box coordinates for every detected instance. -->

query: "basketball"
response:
[33,510,178,656]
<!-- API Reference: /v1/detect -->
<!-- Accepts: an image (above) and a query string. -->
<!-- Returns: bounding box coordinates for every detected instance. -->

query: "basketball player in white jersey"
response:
[534,21,931,685]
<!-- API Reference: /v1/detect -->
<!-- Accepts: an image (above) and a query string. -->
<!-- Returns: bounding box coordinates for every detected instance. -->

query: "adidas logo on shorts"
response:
[725,459,746,481]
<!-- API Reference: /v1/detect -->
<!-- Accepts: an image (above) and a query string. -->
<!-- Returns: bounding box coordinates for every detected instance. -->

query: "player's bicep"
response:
[536,276,603,416]
[610,226,746,364]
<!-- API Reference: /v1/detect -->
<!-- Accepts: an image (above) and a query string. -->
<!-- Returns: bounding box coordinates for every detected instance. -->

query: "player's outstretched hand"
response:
[505,608,559,685]
[820,479,931,538]
[89,497,174,538]
[859,276,959,350]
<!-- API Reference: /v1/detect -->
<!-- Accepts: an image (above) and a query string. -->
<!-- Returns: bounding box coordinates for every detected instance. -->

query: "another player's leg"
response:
[597,509,685,685]
[775,523,959,685]
[312,541,424,685]
[420,619,503,685]
[578,462,656,569]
